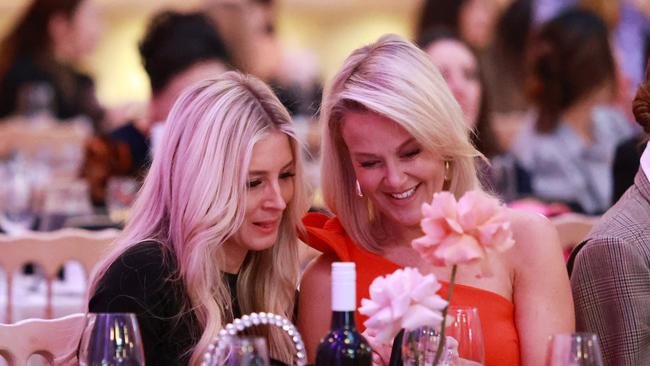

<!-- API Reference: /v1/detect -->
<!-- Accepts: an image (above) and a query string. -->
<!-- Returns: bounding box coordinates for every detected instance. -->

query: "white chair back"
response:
[0,229,118,322]
[0,313,85,366]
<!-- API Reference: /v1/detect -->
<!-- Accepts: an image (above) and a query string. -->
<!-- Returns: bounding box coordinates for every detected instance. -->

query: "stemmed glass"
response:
[546,333,604,366]
[221,336,271,366]
[402,306,484,365]
[79,313,145,366]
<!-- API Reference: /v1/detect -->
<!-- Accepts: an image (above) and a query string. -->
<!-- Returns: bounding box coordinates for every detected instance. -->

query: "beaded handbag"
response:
[201,312,307,366]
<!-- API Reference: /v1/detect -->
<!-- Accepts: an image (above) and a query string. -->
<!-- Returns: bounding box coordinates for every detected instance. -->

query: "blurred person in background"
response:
[511,8,635,215]
[418,29,532,203]
[580,0,649,98]
[0,0,104,128]
[418,30,499,159]
[534,0,649,115]
[569,62,650,366]
[204,0,322,118]
[482,0,534,153]
[82,10,232,206]
[415,0,502,52]
[88,71,309,365]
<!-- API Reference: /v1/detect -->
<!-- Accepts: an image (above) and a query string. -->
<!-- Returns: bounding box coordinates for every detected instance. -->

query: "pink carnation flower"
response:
[359,268,448,344]
[412,191,515,272]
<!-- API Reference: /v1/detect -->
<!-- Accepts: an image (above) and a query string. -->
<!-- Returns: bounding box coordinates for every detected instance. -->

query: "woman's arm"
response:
[297,253,336,363]
[510,211,575,365]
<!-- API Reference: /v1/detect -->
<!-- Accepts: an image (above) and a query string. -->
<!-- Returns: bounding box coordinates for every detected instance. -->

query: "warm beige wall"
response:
[86,10,151,105]
[0,1,420,107]
[276,2,418,82]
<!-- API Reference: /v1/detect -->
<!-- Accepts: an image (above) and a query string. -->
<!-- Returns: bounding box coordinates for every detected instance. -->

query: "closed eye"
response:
[401,148,421,159]
[359,160,380,168]
[280,171,295,180]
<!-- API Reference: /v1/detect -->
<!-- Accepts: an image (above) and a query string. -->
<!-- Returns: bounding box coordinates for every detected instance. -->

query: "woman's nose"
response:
[263,181,287,210]
[384,161,407,188]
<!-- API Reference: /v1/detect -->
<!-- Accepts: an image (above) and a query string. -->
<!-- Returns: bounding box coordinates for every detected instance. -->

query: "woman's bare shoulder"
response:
[300,253,337,286]
[504,208,562,264]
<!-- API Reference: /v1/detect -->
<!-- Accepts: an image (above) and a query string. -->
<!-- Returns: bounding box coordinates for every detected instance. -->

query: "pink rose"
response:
[359,268,448,344]
[412,190,515,271]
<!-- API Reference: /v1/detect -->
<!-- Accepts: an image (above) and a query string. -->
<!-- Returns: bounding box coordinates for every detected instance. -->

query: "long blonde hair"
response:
[89,71,308,365]
[320,34,481,253]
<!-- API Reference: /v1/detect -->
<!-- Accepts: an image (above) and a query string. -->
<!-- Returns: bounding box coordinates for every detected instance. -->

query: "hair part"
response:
[89,71,308,365]
[320,34,481,253]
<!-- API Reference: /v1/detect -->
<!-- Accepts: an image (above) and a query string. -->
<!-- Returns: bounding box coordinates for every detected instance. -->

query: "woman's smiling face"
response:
[341,110,446,228]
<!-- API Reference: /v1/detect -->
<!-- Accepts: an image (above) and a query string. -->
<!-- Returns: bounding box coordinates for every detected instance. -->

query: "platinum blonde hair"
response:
[320,34,482,253]
[89,71,309,365]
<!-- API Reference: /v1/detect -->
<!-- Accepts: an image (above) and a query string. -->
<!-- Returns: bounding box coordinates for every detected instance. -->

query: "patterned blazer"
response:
[569,169,650,366]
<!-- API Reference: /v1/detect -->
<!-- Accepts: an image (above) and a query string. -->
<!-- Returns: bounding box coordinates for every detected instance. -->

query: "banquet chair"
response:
[0,229,118,323]
[0,116,90,158]
[0,313,84,366]
[551,213,600,252]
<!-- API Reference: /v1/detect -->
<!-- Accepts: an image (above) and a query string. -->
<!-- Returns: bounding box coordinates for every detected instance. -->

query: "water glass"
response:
[106,177,140,223]
[402,307,484,366]
[79,313,145,366]
[0,163,36,234]
[221,336,270,366]
[546,333,604,366]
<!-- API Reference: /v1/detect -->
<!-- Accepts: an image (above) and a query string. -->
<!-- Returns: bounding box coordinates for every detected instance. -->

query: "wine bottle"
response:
[315,262,372,366]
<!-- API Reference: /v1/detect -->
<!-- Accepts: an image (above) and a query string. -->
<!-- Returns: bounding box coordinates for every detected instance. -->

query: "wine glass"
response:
[546,333,604,366]
[402,306,484,365]
[445,307,484,365]
[221,336,270,366]
[402,326,452,366]
[79,313,145,366]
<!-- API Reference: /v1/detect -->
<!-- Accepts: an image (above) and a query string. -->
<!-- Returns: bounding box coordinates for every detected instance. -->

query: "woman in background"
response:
[511,8,635,214]
[0,0,103,126]
[416,0,501,52]
[419,29,531,201]
[298,34,573,366]
[88,72,309,365]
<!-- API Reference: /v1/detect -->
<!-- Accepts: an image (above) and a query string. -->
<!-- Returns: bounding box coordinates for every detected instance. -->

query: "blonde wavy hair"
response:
[320,34,482,253]
[89,71,309,365]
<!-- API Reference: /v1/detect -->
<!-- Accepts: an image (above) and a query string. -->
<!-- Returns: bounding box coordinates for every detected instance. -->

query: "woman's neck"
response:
[221,241,248,274]
[372,218,427,269]
[373,216,423,249]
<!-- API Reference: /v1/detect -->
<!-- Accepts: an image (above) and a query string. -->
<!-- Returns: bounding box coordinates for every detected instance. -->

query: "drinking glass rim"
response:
[85,312,138,317]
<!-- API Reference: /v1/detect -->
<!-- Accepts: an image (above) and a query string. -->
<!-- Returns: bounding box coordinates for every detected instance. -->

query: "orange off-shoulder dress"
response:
[302,212,520,366]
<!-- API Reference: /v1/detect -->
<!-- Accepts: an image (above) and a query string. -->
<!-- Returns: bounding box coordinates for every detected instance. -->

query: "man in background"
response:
[83,10,232,205]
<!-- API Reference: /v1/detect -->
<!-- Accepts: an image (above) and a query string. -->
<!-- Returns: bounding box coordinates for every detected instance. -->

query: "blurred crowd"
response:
[0,0,649,217]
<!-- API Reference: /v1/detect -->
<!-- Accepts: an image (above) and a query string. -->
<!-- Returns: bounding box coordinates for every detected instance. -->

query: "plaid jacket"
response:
[570,169,650,365]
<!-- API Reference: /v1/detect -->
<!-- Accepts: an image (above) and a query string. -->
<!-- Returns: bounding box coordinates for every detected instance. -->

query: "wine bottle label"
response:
[332,262,356,311]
